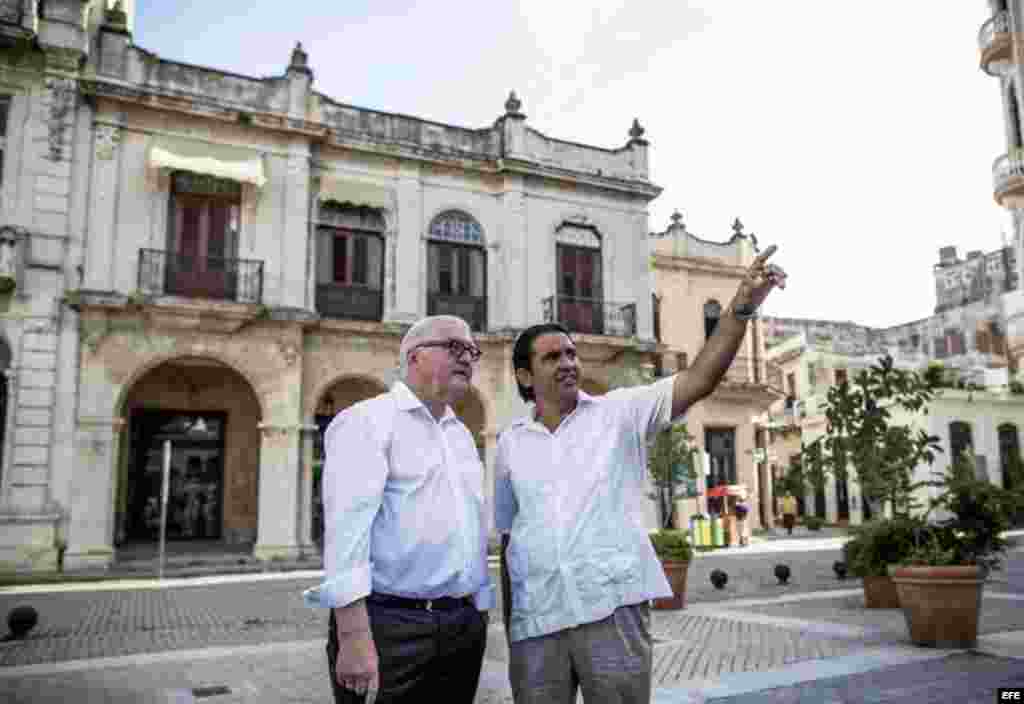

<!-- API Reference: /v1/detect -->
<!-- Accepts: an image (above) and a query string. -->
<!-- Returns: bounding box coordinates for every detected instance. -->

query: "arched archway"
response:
[115,356,262,552]
[311,375,388,546]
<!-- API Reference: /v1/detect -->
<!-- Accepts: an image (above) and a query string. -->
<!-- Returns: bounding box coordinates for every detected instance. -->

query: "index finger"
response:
[753,244,778,266]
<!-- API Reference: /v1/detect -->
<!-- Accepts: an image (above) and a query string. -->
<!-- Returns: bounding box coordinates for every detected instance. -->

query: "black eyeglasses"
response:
[413,339,483,362]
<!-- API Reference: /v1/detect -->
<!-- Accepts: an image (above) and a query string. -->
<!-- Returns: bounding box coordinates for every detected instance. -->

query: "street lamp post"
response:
[158,438,171,581]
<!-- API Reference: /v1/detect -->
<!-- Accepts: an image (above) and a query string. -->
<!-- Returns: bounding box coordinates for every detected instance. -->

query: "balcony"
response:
[138,249,264,303]
[979,10,1013,76]
[993,151,1024,207]
[542,295,636,337]
[316,283,383,322]
[427,292,487,332]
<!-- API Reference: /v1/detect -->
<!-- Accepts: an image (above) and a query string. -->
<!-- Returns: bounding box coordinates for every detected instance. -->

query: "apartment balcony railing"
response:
[542,295,637,337]
[138,249,264,303]
[316,283,383,322]
[979,10,1013,75]
[993,151,1024,206]
[427,292,487,332]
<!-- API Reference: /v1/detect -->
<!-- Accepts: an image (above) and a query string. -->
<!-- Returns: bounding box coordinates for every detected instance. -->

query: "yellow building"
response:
[650,213,783,530]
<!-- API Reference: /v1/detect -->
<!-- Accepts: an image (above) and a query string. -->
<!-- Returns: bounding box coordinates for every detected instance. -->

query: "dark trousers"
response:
[327,599,488,704]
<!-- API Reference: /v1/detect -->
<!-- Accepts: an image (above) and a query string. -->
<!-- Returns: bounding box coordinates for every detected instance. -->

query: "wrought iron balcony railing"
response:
[316,283,383,322]
[993,151,1024,205]
[427,292,487,332]
[138,249,264,303]
[542,295,637,337]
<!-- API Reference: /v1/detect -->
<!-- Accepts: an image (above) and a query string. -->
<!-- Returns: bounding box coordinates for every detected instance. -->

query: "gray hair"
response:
[397,315,472,381]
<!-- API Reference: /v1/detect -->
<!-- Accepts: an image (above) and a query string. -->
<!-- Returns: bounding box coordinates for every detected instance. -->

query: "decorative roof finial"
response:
[629,118,647,144]
[289,42,312,75]
[104,0,128,30]
[505,91,524,118]
[731,217,745,237]
[670,211,684,230]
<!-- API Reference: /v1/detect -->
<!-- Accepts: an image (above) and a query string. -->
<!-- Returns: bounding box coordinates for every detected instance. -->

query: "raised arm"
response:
[672,245,787,419]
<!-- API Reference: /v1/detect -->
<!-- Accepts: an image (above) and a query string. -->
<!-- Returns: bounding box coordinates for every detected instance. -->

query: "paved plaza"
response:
[0,537,1021,702]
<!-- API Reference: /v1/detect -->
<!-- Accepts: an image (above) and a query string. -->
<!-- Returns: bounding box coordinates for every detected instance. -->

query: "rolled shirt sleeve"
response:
[606,374,678,441]
[493,437,517,534]
[303,408,388,608]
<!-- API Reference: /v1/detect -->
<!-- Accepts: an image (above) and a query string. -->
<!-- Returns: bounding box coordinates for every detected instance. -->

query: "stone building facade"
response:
[979,0,1024,377]
[0,1,663,573]
[649,213,784,530]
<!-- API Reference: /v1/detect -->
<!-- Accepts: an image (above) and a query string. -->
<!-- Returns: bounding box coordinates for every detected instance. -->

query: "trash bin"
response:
[711,515,724,547]
[701,516,711,546]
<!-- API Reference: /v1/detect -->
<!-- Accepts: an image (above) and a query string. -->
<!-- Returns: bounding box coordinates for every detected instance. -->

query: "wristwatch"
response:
[728,301,759,321]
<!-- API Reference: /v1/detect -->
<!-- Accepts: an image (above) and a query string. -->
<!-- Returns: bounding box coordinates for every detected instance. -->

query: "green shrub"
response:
[842,516,925,577]
[650,529,693,562]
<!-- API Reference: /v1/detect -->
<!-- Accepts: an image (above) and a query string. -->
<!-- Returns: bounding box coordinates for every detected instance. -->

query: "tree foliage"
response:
[818,354,943,517]
[647,423,698,530]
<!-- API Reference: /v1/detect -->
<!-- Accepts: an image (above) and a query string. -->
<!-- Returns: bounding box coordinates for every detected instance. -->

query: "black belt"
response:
[367,592,473,612]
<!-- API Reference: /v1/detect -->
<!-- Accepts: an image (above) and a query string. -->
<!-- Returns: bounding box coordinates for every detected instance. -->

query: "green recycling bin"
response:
[711,516,724,547]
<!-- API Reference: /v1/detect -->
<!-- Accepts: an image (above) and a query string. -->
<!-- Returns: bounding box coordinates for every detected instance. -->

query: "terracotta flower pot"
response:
[653,560,690,610]
[888,565,986,648]
[862,575,901,609]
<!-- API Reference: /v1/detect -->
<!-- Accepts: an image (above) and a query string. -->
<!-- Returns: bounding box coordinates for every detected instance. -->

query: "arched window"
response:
[426,210,487,331]
[315,202,386,321]
[704,300,722,340]
[999,423,1020,491]
[949,421,973,465]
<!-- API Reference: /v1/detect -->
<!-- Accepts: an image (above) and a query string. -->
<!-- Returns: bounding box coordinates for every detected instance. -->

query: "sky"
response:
[133,1,1009,329]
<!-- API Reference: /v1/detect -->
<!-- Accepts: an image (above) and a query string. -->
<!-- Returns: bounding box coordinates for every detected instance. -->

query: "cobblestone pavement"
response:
[0,545,1021,702]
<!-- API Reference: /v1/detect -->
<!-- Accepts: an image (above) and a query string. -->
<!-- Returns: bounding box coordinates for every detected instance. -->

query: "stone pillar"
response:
[298,424,318,555]
[390,163,421,324]
[760,461,775,530]
[63,417,124,570]
[83,119,121,291]
[253,423,302,561]
[500,175,527,328]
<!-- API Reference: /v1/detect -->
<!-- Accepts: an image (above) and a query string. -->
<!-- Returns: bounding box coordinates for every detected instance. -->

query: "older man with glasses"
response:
[304,314,493,704]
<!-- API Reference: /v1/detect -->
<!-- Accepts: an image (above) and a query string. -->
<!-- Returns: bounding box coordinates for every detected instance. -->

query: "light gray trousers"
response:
[508,603,652,704]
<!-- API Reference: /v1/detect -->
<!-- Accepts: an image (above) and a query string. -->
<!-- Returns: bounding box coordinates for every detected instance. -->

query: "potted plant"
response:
[649,529,693,610]
[889,451,1024,647]
[647,423,698,609]
[842,515,923,608]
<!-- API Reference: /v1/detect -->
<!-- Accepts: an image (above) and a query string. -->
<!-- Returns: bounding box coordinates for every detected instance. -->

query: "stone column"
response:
[253,423,302,561]
[298,424,318,556]
[63,417,124,570]
[390,163,421,324]
[500,175,528,328]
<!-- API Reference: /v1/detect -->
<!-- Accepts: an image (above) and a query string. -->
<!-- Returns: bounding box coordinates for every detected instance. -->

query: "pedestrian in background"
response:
[305,315,494,704]
[781,491,798,536]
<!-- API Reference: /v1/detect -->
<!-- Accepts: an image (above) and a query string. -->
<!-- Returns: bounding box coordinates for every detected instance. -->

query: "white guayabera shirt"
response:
[495,376,677,643]
[304,381,494,611]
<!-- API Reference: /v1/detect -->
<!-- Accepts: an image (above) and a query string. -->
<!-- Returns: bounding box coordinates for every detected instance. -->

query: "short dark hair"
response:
[512,323,572,402]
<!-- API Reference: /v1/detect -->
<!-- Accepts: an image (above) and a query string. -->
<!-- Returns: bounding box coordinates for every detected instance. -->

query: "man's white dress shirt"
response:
[495,376,677,642]
[305,381,495,610]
